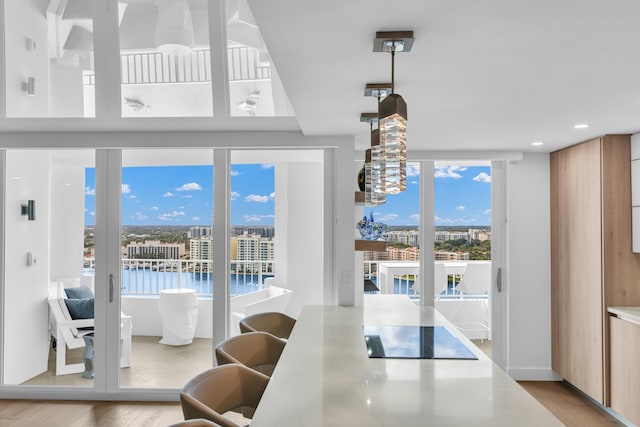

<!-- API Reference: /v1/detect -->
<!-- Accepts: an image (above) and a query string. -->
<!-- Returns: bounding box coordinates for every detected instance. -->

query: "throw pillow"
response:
[64,298,94,319]
[64,285,94,299]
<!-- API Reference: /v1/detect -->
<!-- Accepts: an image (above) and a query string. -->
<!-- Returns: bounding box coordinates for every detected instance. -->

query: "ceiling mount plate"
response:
[360,112,378,124]
[364,83,393,97]
[373,31,414,52]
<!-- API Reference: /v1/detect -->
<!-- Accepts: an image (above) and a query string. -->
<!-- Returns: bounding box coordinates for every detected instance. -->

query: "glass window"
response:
[4,2,95,117]
[226,0,294,117]
[119,0,213,117]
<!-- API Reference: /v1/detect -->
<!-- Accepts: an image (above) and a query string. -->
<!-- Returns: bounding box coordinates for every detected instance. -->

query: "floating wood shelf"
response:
[355,240,387,252]
[355,191,365,204]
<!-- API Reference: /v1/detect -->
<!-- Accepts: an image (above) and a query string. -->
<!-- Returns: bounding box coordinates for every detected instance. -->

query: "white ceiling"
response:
[247,0,640,153]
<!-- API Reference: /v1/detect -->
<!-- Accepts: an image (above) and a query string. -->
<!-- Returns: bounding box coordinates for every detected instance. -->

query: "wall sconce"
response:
[21,200,35,221]
[21,77,35,96]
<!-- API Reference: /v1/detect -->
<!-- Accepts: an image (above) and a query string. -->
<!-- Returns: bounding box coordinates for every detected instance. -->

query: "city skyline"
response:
[84,163,491,227]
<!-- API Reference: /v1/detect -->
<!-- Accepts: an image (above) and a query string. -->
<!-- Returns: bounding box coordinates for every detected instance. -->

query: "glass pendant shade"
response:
[365,136,386,206]
[368,129,386,205]
[379,93,407,194]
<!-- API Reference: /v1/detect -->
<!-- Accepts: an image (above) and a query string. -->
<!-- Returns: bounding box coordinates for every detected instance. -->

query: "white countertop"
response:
[608,307,640,324]
[252,295,561,426]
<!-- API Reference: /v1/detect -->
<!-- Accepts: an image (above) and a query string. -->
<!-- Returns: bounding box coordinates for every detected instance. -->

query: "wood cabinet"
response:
[610,314,640,425]
[551,135,640,405]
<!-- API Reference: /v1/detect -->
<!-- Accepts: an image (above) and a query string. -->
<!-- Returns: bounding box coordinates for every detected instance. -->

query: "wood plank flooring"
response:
[0,380,629,426]
[518,381,624,427]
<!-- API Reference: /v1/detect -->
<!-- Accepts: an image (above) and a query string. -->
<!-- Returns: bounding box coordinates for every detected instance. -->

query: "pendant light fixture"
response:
[155,0,194,56]
[374,31,414,194]
[360,112,386,206]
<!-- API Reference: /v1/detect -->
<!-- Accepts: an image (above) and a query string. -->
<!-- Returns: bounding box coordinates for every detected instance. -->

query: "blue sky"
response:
[84,163,491,227]
[369,164,492,227]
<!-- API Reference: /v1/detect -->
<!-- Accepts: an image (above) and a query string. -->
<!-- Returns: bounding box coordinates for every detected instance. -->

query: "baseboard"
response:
[508,368,562,381]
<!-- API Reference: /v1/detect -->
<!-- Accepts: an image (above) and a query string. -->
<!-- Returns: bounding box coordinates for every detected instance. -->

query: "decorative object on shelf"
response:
[357,163,366,191]
[356,212,387,240]
[373,31,414,195]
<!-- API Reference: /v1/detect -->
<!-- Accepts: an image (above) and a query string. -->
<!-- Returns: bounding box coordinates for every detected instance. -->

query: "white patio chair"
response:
[48,278,132,375]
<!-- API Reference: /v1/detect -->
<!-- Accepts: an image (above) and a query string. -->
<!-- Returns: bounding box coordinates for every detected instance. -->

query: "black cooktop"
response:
[363,325,477,360]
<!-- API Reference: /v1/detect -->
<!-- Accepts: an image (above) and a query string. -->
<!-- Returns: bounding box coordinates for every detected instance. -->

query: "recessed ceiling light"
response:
[531,141,543,146]
[574,123,589,129]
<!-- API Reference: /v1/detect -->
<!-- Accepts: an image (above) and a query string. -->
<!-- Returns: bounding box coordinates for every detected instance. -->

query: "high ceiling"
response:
[247,0,640,153]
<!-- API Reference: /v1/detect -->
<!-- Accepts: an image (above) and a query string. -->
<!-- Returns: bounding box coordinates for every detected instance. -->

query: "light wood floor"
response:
[518,381,624,427]
[0,380,627,426]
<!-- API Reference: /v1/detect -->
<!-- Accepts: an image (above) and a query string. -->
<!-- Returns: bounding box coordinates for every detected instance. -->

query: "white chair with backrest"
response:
[434,263,448,300]
[456,263,491,297]
[48,278,132,375]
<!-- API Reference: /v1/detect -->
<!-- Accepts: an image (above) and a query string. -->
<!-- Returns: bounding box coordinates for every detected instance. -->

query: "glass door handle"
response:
[109,274,114,303]
[496,267,502,293]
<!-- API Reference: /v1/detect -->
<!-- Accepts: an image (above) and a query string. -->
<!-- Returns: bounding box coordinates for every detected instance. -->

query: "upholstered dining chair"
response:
[180,364,270,427]
[169,418,222,427]
[239,311,296,340]
[215,331,286,376]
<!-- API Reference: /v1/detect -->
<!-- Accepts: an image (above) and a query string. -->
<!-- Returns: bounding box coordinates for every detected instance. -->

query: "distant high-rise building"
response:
[434,251,469,261]
[190,238,213,260]
[232,226,275,238]
[126,240,185,259]
[231,233,274,273]
[188,226,213,239]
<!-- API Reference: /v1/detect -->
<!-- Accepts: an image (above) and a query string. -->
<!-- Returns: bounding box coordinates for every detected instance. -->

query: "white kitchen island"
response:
[251,295,561,427]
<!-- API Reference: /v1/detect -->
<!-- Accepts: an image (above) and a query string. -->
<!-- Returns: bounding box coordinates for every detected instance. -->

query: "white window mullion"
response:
[92,0,122,121]
[419,161,435,307]
[208,0,229,118]
[213,149,230,348]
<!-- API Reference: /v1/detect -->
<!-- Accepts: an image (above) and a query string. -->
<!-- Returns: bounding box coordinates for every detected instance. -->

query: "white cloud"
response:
[269,192,275,200]
[243,214,262,222]
[407,164,420,177]
[261,214,275,219]
[85,186,95,196]
[245,194,269,203]
[410,180,418,185]
[231,191,240,201]
[473,172,491,183]
[177,182,202,192]
[375,213,399,222]
[484,209,492,215]
[456,205,465,211]
[434,215,477,224]
[182,195,193,199]
[192,216,201,221]
[435,166,465,179]
[89,211,95,216]
[163,192,175,197]
[157,211,186,221]
[261,164,274,169]
[134,212,148,220]
[410,214,420,222]
[230,170,240,176]
[125,194,137,199]
[122,184,132,194]
[150,206,159,211]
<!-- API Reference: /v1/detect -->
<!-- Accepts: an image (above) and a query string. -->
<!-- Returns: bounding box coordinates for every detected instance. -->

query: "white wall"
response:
[274,161,324,317]
[505,153,558,380]
[50,164,85,280]
[3,151,51,384]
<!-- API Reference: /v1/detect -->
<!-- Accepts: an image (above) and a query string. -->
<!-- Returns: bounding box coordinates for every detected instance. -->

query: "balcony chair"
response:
[239,311,296,340]
[215,331,285,376]
[48,278,132,375]
[180,363,270,427]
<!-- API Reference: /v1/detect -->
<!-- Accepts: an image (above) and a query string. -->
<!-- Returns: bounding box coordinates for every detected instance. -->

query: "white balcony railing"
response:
[83,258,274,297]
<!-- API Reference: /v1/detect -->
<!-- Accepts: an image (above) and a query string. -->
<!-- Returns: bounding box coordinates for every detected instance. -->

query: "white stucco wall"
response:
[274,161,324,317]
[505,153,558,380]
[3,151,51,384]
[50,164,86,280]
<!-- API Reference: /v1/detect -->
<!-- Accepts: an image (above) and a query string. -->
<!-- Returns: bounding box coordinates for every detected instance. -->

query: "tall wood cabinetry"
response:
[551,134,640,405]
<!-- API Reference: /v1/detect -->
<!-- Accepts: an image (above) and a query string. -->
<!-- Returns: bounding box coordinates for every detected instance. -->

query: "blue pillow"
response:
[64,285,94,299]
[64,298,94,320]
